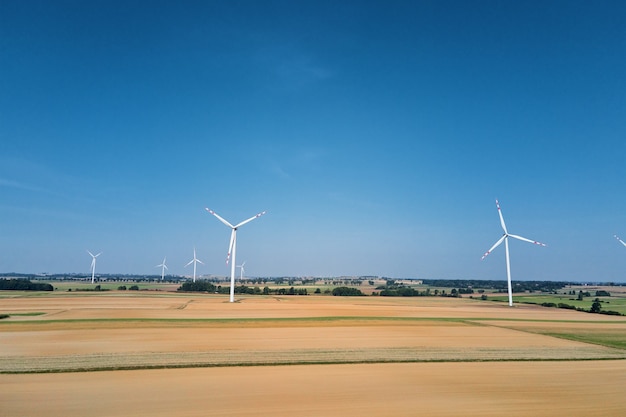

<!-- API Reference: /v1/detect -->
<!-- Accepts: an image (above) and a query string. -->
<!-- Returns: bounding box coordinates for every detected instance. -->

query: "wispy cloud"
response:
[266,146,327,180]
[254,43,333,90]
[274,54,333,84]
[0,178,46,193]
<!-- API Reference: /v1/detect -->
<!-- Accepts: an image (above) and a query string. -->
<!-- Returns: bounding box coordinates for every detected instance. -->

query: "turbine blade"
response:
[495,199,508,234]
[226,229,236,264]
[87,250,94,257]
[508,234,546,247]
[197,259,204,265]
[185,260,194,267]
[482,235,506,260]
[205,208,235,228]
[95,252,101,258]
[615,235,626,247]
[234,211,267,228]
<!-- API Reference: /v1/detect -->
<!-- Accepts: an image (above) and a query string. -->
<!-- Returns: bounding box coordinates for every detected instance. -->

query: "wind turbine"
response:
[238,261,246,281]
[481,199,546,307]
[87,250,101,284]
[205,208,266,302]
[615,235,626,248]
[156,257,168,281]
[185,247,204,282]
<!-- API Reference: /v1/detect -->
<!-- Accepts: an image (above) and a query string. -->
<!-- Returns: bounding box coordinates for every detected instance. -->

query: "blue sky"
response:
[1,0,625,281]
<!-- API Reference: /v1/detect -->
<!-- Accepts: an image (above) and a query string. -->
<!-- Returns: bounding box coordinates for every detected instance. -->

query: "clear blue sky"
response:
[1,0,625,281]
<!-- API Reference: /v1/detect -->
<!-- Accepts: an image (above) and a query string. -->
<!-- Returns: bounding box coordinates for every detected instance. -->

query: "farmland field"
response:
[1,291,626,416]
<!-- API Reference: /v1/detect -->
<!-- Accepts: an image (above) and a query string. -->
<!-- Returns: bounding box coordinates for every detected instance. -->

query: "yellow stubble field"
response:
[1,293,626,416]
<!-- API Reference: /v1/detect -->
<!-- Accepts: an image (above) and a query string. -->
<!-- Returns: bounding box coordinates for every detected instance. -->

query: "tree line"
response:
[0,279,53,291]
[421,279,571,292]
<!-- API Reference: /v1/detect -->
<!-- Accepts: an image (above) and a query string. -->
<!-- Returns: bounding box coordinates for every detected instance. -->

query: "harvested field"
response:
[1,293,626,416]
[2,361,626,417]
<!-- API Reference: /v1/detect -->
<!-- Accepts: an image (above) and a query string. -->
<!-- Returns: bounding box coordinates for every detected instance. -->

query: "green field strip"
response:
[471,321,626,351]
[533,332,626,350]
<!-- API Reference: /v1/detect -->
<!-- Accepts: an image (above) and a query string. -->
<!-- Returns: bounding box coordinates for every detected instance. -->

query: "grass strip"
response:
[3,315,625,326]
[540,332,626,350]
[2,312,46,316]
[3,356,626,375]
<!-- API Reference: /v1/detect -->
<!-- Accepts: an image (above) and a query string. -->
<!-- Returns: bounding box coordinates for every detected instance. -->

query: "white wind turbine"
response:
[615,235,626,248]
[481,199,546,307]
[156,257,168,281]
[87,250,101,284]
[185,247,204,282]
[206,208,266,303]
[238,261,246,281]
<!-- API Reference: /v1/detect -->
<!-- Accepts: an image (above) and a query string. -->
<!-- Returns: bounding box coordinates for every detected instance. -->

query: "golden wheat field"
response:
[1,292,626,416]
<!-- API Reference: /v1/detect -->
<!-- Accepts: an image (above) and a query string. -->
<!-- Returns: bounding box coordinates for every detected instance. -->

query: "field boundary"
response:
[3,346,626,374]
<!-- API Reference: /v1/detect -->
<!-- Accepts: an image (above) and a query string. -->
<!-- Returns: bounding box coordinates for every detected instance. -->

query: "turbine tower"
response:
[185,247,204,282]
[615,235,626,248]
[87,250,101,284]
[481,199,546,307]
[156,257,168,281]
[206,208,266,303]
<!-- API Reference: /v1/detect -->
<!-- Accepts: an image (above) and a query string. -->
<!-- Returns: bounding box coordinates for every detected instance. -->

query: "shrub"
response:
[600,310,623,316]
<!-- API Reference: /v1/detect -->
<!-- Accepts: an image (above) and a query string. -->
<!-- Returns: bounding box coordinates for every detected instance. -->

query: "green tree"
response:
[332,286,364,296]
[590,299,602,313]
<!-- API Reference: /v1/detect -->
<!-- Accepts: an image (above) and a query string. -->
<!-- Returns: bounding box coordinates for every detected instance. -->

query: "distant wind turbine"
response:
[238,261,246,281]
[185,247,204,282]
[87,250,101,284]
[481,200,546,307]
[156,257,168,281]
[615,235,626,248]
[206,208,266,303]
